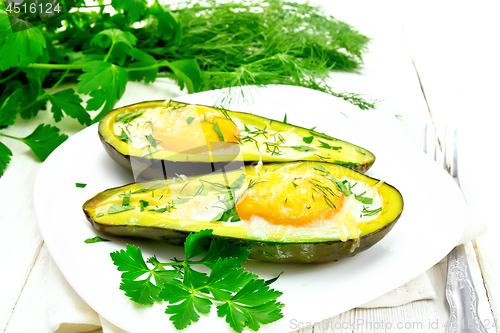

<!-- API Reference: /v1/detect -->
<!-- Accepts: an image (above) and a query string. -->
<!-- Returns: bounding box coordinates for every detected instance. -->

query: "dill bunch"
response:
[158,0,373,108]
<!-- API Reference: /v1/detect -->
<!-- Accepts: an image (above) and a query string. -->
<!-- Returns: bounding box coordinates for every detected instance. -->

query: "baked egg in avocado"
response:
[98,100,376,179]
[83,161,403,263]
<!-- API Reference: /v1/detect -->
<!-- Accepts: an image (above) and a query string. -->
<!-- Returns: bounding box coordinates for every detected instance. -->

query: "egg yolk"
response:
[236,173,345,227]
[152,106,239,153]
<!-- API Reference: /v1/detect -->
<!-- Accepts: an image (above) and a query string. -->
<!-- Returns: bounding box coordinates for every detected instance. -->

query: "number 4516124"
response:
[5,2,62,15]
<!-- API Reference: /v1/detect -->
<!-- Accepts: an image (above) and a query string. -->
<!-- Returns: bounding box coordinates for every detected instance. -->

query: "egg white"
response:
[113,104,319,157]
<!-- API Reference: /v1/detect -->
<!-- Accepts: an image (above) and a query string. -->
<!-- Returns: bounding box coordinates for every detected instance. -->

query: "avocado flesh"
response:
[98,100,376,180]
[83,162,403,263]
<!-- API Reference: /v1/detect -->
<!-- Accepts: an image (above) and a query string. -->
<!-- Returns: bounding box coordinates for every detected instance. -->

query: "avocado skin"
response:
[84,210,401,264]
[98,100,375,180]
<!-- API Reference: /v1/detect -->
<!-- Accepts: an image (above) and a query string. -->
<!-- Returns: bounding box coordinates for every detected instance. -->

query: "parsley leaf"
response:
[19,124,68,161]
[77,61,128,122]
[140,200,149,212]
[108,204,135,214]
[145,134,158,148]
[116,111,144,123]
[186,116,195,125]
[355,192,373,204]
[286,145,316,152]
[318,140,342,150]
[117,129,131,142]
[313,165,329,174]
[302,136,314,144]
[334,161,361,167]
[0,88,22,127]
[213,122,224,141]
[111,230,284,331]
[168,59,203,94]
[0,14,46,71]
[111,0,148,23]
[84,236,110,243]
[75,183,87,188]
[49,88,91,125]
[91,28,138,54]
[329,176,353,196]
[0,141,12,178]
[361,206,382,217]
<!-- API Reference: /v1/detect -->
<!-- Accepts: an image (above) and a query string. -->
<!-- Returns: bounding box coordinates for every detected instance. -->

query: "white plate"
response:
[34,85,466,333]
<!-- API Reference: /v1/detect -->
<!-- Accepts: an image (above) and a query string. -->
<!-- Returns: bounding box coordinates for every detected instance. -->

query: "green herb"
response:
[186,116,195,125]
[263,142,284,156]
[75,183,87,188]
[242,125,269,139]
[217,205,241,222]
[173,197,191,205]
[318,141,342,150]
[309,179,340,207]
[116,111,144,123]
[117,129,131,142]
[140,200,149,212]
[309,131,334,141]
[131,182,166,194]
[230,174,247,191]
[96,213,104,218]
[108,204,135,214]
[145,134,158,148]
[111,230,283,332]
[0,124,68,175]
[314,153,330,162]
[212,174,248,222]
[334,161,361,167]
[313,165,329,174]
[238,178,266,202]
[283,113,287,123]
[0,0,374,179]
[122,192,131,206]
[395,114,403,121]
[285,145,317,152]
[149,206,171,213]
[85,236,111,244]
[212,122,224,141]
[354,192,373,204]
[302,136,314,144]
[194,185,209,197]
[361,206,382,217]
[329,177,353,196]
[292,181,298,188]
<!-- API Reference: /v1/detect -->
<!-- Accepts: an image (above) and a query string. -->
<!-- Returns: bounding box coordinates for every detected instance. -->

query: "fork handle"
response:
[445,245,488,333]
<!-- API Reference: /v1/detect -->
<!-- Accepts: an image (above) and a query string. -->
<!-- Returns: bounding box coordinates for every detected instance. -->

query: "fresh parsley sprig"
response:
[111,230,284,332]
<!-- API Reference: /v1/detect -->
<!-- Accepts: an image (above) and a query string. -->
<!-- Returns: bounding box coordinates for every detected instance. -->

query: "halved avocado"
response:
[83,162,403,263]
[98,100,375,180]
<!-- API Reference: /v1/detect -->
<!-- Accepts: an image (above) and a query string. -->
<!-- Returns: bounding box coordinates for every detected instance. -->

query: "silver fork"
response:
[424,123,487,333]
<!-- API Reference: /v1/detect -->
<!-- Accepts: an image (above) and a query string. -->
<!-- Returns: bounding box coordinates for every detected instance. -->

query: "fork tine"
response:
[423,122,429,154]
[451,127,459,180]
[433,123,438,163]
[442,125,448,171]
